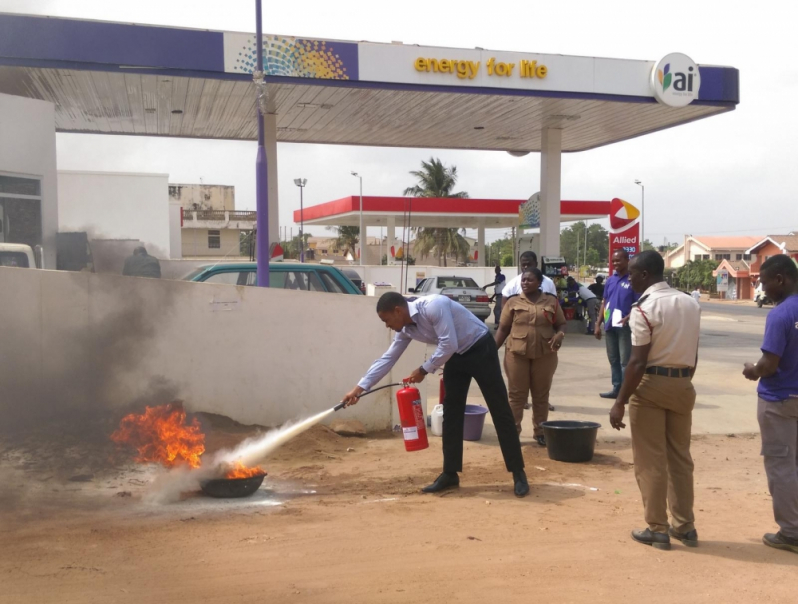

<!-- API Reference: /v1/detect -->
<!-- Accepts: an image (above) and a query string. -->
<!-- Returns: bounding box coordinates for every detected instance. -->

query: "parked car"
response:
[408,275,491,321]
[0,243,43,269]
[338,267,366,294]
[183,262,363,294]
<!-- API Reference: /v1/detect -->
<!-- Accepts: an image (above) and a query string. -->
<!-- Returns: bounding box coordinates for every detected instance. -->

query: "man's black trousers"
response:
[441,333,525,473]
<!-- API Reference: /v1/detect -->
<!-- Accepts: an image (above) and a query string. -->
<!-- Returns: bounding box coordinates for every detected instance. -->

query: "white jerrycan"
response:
[430,404,444,436]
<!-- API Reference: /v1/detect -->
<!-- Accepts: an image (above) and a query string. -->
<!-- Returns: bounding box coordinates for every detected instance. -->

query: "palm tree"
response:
[404,157,470,267]
[326,225,360,259]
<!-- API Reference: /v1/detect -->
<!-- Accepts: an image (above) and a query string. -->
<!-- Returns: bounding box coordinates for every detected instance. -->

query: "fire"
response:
[223,460,266,480]
[111,403,266,480]
[111,402,205,469]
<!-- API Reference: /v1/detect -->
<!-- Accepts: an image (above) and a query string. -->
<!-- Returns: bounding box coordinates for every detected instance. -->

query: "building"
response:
[175,184,256,258]
[664,235,762,269]
[746,233,798,281]
[712,259,753,300]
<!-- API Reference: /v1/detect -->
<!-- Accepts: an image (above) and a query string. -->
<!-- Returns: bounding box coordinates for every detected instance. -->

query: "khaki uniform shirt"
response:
[630,281,701,368]
[500,292,566,359]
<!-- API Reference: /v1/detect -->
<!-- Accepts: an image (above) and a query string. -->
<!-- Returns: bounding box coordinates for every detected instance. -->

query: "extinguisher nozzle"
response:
[333,402,346,412]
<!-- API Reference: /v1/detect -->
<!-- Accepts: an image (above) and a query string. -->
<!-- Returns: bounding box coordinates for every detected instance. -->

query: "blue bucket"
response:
[463,405,489,441]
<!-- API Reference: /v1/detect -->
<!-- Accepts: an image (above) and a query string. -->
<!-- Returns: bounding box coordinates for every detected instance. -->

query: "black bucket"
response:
[540,420,601,463]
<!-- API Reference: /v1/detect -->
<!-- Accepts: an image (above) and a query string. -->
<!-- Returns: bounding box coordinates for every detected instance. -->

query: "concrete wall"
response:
[0,93,58,268]
[182,228,243,257]
[58,171,172,259]
[0,266,427,431]
[169,184,235,211]
[344,265,518,294]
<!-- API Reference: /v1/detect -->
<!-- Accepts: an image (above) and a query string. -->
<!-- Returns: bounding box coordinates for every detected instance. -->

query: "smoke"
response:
[0,271,179,440]
[146,408,336,504]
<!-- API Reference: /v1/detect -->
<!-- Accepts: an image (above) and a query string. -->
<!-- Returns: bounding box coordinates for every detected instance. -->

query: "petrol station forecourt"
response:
[5,12,794,604]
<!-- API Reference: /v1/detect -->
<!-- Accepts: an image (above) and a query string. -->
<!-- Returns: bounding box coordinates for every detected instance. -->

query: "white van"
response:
[0,243,43,269]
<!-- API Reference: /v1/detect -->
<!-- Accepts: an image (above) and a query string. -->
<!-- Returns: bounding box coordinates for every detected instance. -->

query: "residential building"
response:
[664,235,762,269]
[746,233,798,280]
[174,184,255,258]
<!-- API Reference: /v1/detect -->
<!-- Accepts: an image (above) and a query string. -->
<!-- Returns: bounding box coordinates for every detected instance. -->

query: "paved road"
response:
[701,300,772,319]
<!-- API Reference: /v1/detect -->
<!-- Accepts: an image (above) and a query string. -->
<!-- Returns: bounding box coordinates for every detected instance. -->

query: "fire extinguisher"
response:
[395,386,429,452]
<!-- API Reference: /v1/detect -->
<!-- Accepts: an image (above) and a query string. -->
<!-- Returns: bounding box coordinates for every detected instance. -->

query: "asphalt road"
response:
[700,300,772,318]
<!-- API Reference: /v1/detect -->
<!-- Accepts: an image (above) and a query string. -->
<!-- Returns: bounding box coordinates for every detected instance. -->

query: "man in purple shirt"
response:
[743,254,798,555]
[595,250,640,398]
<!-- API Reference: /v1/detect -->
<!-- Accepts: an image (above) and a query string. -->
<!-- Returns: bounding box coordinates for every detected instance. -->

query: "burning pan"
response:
[200,473,267,498]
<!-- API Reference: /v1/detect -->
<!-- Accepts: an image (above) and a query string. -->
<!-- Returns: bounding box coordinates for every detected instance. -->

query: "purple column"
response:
[255,0,270,287]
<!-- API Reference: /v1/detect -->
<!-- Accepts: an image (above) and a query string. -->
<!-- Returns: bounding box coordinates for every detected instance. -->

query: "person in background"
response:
[485,265,507,327]
[122,246,161,278]
[502,251,557,298]
[567,276,600,335]
[342,292,529,497]
[691,287,701,302]
[496,268,566,447]
[589,275,605,300]
[595,250,639,398]
[609,251,701,551]
[743,255,798,555]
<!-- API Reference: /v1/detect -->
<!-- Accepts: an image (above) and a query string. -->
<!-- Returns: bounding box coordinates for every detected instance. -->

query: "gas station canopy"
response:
[0,13,738,153]
[295,197,612,229]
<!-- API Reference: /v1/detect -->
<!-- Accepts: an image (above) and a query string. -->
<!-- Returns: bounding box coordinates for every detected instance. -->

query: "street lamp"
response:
[634,179,645,252]
[351,171,364,265]
[294,178,307,262]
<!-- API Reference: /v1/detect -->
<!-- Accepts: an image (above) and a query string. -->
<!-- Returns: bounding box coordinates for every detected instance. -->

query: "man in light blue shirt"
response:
[342,292,528,497]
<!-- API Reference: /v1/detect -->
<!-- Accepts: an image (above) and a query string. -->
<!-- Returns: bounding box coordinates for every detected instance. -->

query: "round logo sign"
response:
[650,53,701,107]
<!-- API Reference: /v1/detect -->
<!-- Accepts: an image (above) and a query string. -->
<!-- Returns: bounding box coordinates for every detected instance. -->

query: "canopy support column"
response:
[387,216,396,265]
[539,128,562,258]
[477,226,485,267]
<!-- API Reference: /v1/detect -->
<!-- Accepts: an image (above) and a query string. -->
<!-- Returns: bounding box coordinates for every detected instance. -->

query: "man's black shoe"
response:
[669,527,699,547]
[513,470,529,498]
[763,531,798,554]
[599,391,619,399]
[421,472,459,494]
[631,528,671,550]
[534,435,546,447]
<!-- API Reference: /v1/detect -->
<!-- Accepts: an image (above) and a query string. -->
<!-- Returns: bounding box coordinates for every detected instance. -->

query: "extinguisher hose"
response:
[333,382,405,412]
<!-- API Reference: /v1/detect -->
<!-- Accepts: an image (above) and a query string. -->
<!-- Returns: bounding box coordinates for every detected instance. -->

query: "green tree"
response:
[404,157,470,267]
[674,259,719,291]
[559,222,610,268]
[326,225,360,259]
[488,237,514,267]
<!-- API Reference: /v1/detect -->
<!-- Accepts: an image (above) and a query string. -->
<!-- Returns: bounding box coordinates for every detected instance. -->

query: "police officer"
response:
[496,268,566,447]
[609,251,701,550]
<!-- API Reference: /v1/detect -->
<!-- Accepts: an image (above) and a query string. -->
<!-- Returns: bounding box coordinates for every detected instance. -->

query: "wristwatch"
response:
[418,366,428,375]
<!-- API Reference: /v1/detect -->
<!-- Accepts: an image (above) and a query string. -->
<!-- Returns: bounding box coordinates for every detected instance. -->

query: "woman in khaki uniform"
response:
[496,268,566,446]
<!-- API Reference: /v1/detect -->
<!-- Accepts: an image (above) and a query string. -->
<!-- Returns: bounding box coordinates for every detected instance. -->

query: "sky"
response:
[1,0,796,246]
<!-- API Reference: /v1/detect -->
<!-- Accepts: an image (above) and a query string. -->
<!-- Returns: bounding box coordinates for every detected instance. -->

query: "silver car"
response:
[409,276,491,321]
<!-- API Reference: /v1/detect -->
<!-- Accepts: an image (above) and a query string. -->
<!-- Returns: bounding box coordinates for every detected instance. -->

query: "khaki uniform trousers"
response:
[630,374,696,534]
[504,350,558,437]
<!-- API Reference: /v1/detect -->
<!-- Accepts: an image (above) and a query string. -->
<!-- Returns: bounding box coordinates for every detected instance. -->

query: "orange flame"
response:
[111,402,205,469]
[223,460,266,480]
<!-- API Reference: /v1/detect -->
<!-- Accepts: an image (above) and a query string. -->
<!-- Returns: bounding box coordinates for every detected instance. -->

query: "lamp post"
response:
[351,171,364,265]
[294,178,307,262]
[634,179,645,252]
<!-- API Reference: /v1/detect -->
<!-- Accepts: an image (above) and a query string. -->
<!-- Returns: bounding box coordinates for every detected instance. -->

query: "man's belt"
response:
[645,366,691,378]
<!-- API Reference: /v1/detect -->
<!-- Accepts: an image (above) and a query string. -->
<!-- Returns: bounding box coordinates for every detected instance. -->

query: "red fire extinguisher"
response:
[395,386,429,452]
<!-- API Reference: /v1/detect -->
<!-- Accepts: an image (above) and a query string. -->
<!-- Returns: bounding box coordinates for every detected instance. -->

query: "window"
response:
[736,254,743,261]
[208,230,221,249]
[0,173,42,250]
[319,272,346,293]
[743,254,752,260]
[203,271,246,285]
[702,254,710,260]
[714,253,730,261]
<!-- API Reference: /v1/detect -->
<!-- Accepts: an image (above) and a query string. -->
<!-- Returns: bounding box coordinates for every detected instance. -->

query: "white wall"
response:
[169,201,182,260]
[0,267,428,431]
[58,171,172,259]
[0,93,58,268]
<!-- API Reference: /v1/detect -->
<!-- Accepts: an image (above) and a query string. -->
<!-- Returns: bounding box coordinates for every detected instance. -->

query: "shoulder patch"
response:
[632,293,649,308]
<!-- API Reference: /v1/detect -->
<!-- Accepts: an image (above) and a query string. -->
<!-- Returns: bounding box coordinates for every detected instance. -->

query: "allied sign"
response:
[650,53,701,107]
[608,198,641,260]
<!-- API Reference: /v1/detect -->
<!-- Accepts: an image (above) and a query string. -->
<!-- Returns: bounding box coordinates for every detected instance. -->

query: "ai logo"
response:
[651,53,701,108]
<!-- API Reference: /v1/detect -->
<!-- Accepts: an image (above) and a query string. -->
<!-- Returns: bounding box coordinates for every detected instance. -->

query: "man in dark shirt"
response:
[122,246,161,278]
[588,275,605,300]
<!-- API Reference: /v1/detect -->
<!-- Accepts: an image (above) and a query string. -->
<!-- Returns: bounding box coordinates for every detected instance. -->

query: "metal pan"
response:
[200,473,266,498]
